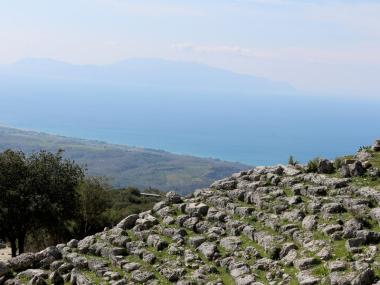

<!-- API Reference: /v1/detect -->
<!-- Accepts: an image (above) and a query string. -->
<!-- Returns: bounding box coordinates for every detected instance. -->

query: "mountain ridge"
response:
[0,57,296,95]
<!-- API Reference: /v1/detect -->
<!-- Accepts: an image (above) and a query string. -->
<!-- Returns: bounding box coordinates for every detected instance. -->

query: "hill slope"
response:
[1,141,380,284]
[0,126,247,194]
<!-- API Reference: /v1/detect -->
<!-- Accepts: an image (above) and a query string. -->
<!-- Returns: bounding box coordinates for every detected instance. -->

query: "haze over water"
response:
[1,59,379,166]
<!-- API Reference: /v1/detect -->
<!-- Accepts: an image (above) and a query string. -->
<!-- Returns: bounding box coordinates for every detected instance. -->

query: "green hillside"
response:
[0,126,248,194]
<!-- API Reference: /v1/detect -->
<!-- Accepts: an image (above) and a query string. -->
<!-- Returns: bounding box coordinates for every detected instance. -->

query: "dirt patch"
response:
[0,247,11,262]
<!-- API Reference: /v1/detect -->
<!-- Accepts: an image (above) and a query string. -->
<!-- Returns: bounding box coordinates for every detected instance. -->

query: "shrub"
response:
[358,145,371,152]
[306,157,320,173]
[333,157,344,169]
[288,155,298,166]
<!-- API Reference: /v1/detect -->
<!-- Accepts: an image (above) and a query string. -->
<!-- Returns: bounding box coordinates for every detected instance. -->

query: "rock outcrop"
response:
[373,140,380,152]
[1,149,380,284]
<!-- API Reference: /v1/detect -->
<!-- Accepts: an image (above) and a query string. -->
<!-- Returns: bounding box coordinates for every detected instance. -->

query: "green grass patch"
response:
[312,264,328,277]
[332,240,353,261]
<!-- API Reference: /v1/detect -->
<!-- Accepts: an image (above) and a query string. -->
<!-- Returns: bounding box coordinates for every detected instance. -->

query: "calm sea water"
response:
[1,81,379,166]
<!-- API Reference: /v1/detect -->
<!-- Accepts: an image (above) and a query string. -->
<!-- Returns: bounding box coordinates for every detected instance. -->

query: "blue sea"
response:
[1,79,379,166]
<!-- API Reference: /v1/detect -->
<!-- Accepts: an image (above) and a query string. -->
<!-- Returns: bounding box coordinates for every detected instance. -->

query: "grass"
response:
[125,254,172,285]
[332,240,353,261]
[312,264,328,277]
[351,176,380,189]
[82,270,104,284]
[240,234,266,258]
[283,267,298,285]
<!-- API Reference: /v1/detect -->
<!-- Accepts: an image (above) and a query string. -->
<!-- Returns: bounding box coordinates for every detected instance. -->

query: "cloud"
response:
[172,43,380,65]
[172,43,259,58]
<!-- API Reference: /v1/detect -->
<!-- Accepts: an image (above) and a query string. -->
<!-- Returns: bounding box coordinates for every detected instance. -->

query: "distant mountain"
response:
[0,57,295,95]
[0,126,248,194]
[0,57,379,166]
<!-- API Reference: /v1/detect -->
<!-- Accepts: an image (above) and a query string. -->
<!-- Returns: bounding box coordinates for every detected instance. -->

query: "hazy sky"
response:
[1,0,379,97]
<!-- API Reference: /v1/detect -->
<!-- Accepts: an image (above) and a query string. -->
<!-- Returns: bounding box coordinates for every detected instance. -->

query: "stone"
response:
[131,270,154,283]
[29,275,47,285]
[77,236,96,253]
[352,268,375,285]
[346,238,365,252]
[65,253,88,269]
[318,159,335,174]
[302,215,317,231]
[349,161,365,177]
[282,249,297,266]
[160,267,184,282]
[220,236,241,252]
[122,262,141,272]
[279,243,297,259]
[328,261,347,272]
[17,269,47,279]
[323,224,343,235]
[294,257,318,270]
[341,165,351,178]
[49,271,64,285]
[370,208,380,225]
[297,272,320,285]
[116,214,139,230]
[189,236,206,248]
[185,203,209,216]
[70,269,91,285]
[210,178,237,190]
[321,203,344,214]
[0,262,10,277]
[66,239,78,248]
[165,191,183,204]
[235,275,256,285]
[147,235,168,251]
[372,139,380,152]
[8,253,35,272]
[197,242,218,260]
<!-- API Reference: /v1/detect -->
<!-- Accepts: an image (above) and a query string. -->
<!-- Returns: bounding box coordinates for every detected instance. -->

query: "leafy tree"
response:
[76,177,110,236]
[0,150,29,257]
[0,149,164,255]
[0,150,84,256]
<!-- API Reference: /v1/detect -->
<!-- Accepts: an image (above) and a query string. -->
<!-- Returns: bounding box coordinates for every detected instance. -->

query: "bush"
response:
[288,155,298,166]
[358,145,371,152]
[306,157,320,173]
[334,157,344,169]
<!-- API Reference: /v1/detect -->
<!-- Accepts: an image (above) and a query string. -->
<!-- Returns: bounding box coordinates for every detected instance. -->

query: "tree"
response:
[0,150,28,257]
[76,177,110,236]
[0,150,84,256]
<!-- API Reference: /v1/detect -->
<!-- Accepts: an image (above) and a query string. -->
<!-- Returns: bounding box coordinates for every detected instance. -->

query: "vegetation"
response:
[306,157,320,173]
[0,149,163,256]
[358,145,372,152]
[0,126,247,195]
[0,150,84,256]
[288,155,298,166]
[333,157,344,169]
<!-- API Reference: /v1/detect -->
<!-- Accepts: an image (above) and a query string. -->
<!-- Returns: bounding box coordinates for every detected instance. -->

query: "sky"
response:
[0,0,379,97]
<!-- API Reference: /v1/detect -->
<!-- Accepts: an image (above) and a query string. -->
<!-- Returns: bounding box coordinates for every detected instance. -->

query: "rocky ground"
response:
[1,140,380,285]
